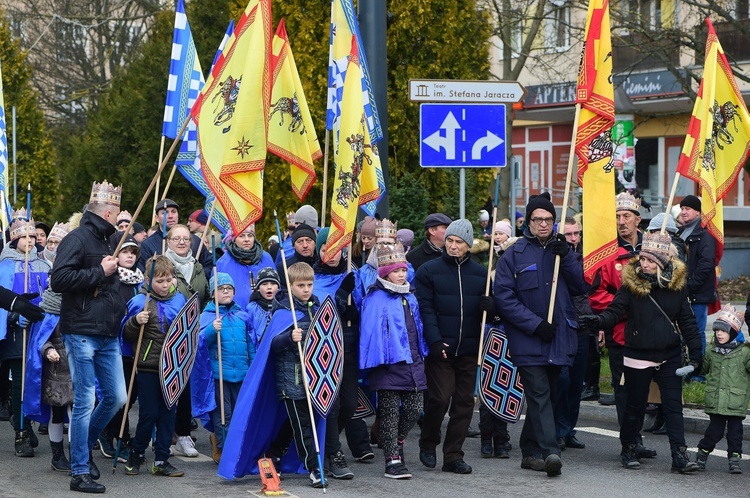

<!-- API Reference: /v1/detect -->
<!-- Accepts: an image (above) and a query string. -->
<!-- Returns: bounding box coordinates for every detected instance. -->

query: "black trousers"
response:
[478,402,509,440]
[516,364,560,459]
[699,414,744,455]
[584,333,601,388]
[608,345,627,426]
[268,398,318,472]
[420,354,476,464]
[325,352,361,456]
[174,382,192,436]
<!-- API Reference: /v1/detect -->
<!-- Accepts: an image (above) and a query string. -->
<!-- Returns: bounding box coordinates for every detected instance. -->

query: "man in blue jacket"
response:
[494,192,586,478]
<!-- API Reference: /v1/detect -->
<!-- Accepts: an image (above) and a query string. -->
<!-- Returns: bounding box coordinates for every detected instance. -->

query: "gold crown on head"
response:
[376,243,406,268]
[89,180,122,208]
[48,222,70,241]
[10,208,35,242]
[117,210,132,223]
[375,218,398,243]
[615,192,641,214]
[716,304,745,332]
[286,212,296,226]
[641,231,672,258]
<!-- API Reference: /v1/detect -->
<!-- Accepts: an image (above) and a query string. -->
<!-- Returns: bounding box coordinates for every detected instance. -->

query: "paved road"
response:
[1,408,749,498]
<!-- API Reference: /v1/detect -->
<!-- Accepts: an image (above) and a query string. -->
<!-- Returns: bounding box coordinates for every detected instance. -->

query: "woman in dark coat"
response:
[580,232,702,474]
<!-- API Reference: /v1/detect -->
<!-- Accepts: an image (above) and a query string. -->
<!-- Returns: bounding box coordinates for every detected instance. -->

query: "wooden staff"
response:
[195,199,218,261]
[153,136,166,220]
[112,116,191,258]
[476,206,498,367]
[273,210,326,491]
[320,130,330,228]
[159,165,179,204]
[547,104,581,323]
[213,267,225,426]
[20,185,31,430]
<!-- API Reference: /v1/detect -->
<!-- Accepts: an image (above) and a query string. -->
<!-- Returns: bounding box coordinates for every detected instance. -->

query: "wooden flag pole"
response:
[159,165,179,203]
[476,205,498,367]
[153,136,166,222]
[661,171,683,235]
[195,199,218,261]
[20,185,31,430]
[547,103,581,323]
[320,130,330,228]
[112,116,191,257]
[213,267,225,426]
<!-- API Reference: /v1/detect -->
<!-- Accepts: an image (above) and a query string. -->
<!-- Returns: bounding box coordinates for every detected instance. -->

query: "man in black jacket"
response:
[406,213,452,271]
[51,181,128,494]
[415,219,493,475]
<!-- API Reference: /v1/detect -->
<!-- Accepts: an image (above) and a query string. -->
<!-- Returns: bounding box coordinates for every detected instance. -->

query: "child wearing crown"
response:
[694,304,750,474]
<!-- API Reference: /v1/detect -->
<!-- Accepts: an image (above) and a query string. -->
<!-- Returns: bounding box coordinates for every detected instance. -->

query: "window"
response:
[545,0,571,53]
[733,0,750,20]
[498,9,523,60]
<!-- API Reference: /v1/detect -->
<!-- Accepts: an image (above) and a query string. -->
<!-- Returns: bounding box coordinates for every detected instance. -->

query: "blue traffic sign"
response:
[419,104,507,168]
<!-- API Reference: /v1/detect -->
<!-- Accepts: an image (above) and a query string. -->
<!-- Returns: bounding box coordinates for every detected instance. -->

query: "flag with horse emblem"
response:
[479,327,525,423]
[304,295,343,417]
[160,292,201,409]
[268,19,320,201]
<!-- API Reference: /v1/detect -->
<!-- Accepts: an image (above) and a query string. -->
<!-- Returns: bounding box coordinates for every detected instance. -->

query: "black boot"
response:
[671,445,699,474]
[620,443,641,470]
[14,430,34,457]
[494,433,511,458]
[729,452,743,474]
[51,440,71,472]
[480,439,493,458]
[28,424,39,448]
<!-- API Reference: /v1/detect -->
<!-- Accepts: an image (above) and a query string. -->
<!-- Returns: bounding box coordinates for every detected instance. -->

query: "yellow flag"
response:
[324,37,380,261]
[268,19,321,201]
[191,0,271,234]
[676,18,750,248]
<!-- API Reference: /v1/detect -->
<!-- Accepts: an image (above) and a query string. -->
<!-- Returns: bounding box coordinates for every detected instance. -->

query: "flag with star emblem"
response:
[192,0,271,234]
[268,19,320,201]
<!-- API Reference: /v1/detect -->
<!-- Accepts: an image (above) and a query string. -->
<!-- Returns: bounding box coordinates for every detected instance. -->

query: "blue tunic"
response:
[216,251,275,309]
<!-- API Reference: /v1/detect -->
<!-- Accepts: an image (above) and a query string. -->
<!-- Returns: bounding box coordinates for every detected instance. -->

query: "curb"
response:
[578,399,750,441]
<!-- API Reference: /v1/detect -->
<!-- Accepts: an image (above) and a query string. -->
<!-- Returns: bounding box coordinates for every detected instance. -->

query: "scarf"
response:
[40,288,62,315]
[636,260,674,288]
[377,277,411,295]
[714,338,741,355]
[165,248,195,281]
[313,257,348,275]
[42,247,57,264]
[226,240,263,266]
[118,266,144,285]
[679,217,700,241]
[425,238,441,254]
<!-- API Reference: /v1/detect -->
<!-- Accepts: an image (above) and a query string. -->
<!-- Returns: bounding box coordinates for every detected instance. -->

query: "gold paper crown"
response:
[375,218,398,243]
[117,210,132,223]
[376,243,406,267]
[641,231,671,258]
[10,208,35,242]
[286,212,296,225]
[615,192,641,213]
[48,222,70,241]
[89,180,122,207]
[716,304,745,332]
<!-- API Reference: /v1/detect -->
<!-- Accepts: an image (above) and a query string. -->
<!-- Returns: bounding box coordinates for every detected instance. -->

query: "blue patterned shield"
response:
[304,295,343,417]
[479,327,525,423]
[160,293,201,409]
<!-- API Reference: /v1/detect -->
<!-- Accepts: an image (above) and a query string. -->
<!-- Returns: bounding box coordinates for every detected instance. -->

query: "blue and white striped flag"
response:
[0,58,11,224]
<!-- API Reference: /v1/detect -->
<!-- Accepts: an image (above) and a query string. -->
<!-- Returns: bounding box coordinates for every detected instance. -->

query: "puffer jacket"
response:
[270,294,320,400]
[415,250,487,357]
[200,300,255,383]
[41,325,72,406]
[493,231,586,367]
[679,223,718,305]
[50,210,123,337]
[122,287,187,374]
[596,258,702,365]
[702,342,750,417]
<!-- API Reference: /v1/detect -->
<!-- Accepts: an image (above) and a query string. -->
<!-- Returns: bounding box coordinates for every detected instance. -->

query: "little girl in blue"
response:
[201,272,254,463]
[359,243,428,480]
[216,224,275,309]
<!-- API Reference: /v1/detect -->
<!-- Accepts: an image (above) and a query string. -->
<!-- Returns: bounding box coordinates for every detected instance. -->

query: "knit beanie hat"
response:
[444,219,474,248]
[255,267,281,289]
[680,195,701,212]
[360,216,377,237]
[397,228,414,248]
[292,223,316,245]
[376,244,408,278]
[494,220,513,238]
[316,227,330,252]
[479,210,490,222]
[210,272,235,295]
[294,204,319,228]
[525,192,556,221]
[646,213,677,234]
[639,231,672,269]
[615,192,641,215]
[713,304,744,341]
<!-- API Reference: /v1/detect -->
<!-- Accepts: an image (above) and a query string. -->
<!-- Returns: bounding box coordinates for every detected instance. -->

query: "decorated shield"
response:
[304,295,343,417]
[160,293,201,409]
[479,327,525,423]
[352,387,375,420]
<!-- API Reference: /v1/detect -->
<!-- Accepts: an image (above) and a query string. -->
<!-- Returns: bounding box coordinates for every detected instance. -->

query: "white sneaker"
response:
[174,436,198,457]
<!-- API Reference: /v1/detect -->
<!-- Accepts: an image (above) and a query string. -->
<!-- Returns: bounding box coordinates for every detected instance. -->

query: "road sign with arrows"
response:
[420,104,507,168]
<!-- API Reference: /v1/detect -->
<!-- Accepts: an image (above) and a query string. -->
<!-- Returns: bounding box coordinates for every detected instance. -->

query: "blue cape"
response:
[217,306,326,480]
[22,314,59,423]
[0,257,48,341]
[353,262,415,311]
[216,251,275,310]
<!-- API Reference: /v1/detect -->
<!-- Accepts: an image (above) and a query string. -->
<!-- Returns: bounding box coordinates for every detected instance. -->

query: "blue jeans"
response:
[63,334,127,476]
[691,304,708,355]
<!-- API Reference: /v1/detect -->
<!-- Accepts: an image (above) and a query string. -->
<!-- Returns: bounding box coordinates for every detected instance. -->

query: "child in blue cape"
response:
[245,267,281,347]
[359,243,428,479]
[121,256,186,478]
[201,272,254,463]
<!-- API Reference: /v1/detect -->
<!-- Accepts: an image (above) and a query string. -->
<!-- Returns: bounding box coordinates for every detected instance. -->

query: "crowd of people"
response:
[1,180,749,494]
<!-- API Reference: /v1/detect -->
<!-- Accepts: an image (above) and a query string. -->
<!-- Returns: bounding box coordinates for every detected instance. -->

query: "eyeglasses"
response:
[216,285,233,293]
[169,237,191,243]
[46,239,61,247]
[530,217,554,226]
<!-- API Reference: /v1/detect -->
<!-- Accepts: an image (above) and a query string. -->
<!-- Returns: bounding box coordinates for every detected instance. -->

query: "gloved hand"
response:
[338,272,356,295]
[549,234,570,257]
[534,321,556,342]
[18,315,29,328]
[479,296,494,314]
[10,293,44,323]
[676,362,698,377]
[430,342,449,359]
[578,314,601,330]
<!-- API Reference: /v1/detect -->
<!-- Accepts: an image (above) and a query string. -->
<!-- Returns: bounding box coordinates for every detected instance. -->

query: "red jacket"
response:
[588,246,634,346]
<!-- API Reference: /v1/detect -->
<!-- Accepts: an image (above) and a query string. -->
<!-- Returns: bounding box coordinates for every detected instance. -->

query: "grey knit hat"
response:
[647,213,677,234]
[444,219,474,248]
[294,204,319,228]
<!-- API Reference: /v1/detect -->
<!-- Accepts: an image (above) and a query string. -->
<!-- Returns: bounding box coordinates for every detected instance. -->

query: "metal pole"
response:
[358,0,388,217]
[460,168,466,219]
[510,155,516,219]
[12,106,16,205]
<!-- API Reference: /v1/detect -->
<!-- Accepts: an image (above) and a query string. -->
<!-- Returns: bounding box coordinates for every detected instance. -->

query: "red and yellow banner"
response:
[191,0,271,234]
[676,18,750,248]
[576,0,617,282]
[268,19,321,201]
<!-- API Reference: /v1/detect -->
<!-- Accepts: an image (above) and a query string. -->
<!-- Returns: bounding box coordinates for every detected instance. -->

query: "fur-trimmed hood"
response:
[621,256,687,297]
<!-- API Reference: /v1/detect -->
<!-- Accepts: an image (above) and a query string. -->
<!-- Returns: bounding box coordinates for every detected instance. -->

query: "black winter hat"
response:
[292,223,316,245]
[255,267,281,289]
[680,195,701,212]
[525,192,556,221]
